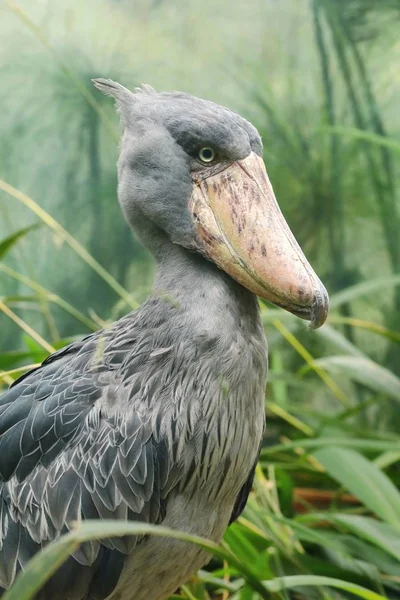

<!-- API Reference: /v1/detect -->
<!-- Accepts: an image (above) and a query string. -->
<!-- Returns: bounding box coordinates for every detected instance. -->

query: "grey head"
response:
[93,80,261,252]
[93,78,329,328]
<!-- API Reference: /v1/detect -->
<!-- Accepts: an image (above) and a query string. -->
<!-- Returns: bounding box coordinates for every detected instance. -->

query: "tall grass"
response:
[1,0,400,598]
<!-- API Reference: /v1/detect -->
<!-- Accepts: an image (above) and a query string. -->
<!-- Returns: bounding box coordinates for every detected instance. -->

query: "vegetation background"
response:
[1,0,400,598]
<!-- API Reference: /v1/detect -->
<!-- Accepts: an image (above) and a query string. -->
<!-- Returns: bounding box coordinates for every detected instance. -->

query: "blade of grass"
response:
[268,402,315,436]
[263,574,386,599]
[270,351,289,406]
[197,570,239,593]
[180,586,199,600]
[0,220,60,338]
[0,179,136,310]
[304,356,400,401]
[3,521,271,600]
[330,276,400,309]
[271,317,349,406]
[0,372,13,386]
[374,450,400,470]
[0,364,41,384]
[300,513,400,563]
[0,265,98,331]
[0,300,54,354]
[316,324,365,357]
[320,126,400,153]
[327,315,400,343]
[0,224,41,259]
[261,437,400,458]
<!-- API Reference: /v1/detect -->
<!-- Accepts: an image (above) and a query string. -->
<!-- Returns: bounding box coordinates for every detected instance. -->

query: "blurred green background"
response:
[1,1,400,599]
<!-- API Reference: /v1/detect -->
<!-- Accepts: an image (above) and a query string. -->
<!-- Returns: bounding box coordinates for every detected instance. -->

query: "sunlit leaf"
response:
[263,574,387,599]
[313,447,400,527]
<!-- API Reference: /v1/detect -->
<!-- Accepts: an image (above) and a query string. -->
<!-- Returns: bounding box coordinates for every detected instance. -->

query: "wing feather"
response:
[0,317,187,597]
[0,519,20,588]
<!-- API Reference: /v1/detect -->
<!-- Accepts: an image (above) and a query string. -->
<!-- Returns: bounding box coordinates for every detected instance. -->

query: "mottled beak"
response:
[190,152,329,328]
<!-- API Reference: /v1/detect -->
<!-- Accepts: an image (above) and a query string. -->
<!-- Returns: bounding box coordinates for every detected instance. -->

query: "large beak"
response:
[190,152,329,328]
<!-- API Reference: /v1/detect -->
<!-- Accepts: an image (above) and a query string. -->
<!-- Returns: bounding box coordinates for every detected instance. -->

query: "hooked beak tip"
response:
[309,284,329,329]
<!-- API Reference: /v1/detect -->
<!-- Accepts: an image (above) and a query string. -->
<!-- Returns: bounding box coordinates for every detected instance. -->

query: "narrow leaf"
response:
[4,521,270,600]
[301,513,400,564]
[313,355,400,401]
[313,447,400,527]
[0,224,40,259]
[264,574,387,599]
[330,276,400,308]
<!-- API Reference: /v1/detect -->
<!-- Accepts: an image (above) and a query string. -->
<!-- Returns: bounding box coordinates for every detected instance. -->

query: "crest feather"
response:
[92,78,157,126]
[134,84,157,95]
[92,78,132,101]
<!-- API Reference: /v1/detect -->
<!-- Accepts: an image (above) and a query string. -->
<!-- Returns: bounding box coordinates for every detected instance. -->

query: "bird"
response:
[0,80,329,600]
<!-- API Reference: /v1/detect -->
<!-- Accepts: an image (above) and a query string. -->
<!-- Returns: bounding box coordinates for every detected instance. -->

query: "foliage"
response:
[0,0,400,599]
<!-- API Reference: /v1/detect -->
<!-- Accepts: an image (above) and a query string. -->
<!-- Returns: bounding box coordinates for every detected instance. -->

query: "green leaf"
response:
[263,574,387,599]
[223,526,261,568]
[0,350,46,370]
[301,513,400,565]
[3,521,270,600]
[3,538,78,600]
[261,437,400,458]
[315,324,365,357]
[329,276,400,309]
[0,224,40,259]
[312,355,400,401]
[313,447,400,527]
[331,515,400,563]
[321,126,400,154]
[197,569,240,593]
[327,316,400,344]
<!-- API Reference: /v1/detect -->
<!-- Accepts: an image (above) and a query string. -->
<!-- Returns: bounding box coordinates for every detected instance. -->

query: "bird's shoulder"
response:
[0,305,177,482]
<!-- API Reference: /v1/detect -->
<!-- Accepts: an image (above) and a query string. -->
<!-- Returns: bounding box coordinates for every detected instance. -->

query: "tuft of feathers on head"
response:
[92,79,157,126]
[92,78,135,126]
[135,84,157,95]
[92,78,156,99]
[92,78,132,101]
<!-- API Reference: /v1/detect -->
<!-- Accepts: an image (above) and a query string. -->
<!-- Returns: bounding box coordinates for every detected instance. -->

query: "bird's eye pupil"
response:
[198,147,215,163]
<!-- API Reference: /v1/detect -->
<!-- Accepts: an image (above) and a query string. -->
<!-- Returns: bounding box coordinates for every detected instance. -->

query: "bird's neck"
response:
[149,242,267,494]
[152,244,262,335]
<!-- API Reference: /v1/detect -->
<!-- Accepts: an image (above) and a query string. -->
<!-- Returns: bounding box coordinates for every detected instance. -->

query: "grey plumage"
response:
[0,253,266,599]
[0,80,327,600]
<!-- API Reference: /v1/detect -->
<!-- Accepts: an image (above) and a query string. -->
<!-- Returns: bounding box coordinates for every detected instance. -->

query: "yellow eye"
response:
[198,147,215,163]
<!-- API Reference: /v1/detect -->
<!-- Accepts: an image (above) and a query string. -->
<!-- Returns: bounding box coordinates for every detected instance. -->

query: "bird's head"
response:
[93,79,328,328]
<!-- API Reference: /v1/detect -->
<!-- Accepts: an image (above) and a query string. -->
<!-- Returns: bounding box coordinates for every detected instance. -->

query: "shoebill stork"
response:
[0,80,328,600]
